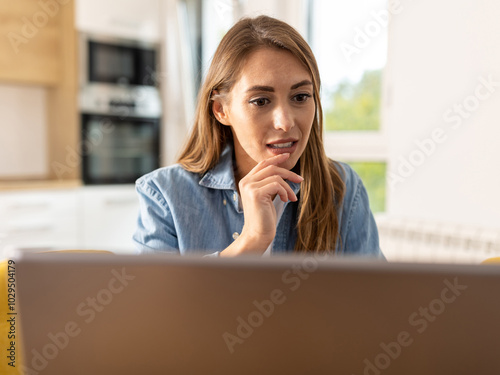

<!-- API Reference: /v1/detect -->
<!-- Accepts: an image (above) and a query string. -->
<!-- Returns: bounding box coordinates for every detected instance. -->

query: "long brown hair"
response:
[177,15,345,253]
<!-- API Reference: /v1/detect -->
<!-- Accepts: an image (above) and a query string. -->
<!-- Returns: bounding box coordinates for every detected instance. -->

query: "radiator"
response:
[374,214,500,264]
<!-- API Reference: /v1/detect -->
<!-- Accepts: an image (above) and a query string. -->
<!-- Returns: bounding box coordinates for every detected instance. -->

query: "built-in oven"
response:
[79,34,162,185]
[81,113,160,184]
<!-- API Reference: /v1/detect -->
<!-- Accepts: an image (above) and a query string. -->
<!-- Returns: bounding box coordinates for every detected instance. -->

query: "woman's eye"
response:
[293,93,312,102]
[250,98,270,107]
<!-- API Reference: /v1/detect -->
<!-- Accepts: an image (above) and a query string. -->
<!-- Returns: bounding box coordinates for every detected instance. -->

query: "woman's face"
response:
[213,47,316,180]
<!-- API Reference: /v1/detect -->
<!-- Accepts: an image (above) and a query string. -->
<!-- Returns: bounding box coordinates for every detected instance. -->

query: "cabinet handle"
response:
[7,203,50,211]
[103,198,137,206]
[6,225,53,234]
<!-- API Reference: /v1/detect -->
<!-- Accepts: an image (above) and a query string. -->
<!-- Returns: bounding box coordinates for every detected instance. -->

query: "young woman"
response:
[133,15,383,258]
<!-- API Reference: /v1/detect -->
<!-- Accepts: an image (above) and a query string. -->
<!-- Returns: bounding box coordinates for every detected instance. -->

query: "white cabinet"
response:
[0,185,140,256]
[0,189,79,252]
[75,0,161,42]
[80,185,139,253]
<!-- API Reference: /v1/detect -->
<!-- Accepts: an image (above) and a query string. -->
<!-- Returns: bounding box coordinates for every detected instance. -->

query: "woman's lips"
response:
[266,141,298,155]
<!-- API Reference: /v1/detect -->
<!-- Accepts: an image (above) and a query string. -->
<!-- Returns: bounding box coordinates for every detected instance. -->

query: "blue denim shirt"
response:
[133,144,383,258]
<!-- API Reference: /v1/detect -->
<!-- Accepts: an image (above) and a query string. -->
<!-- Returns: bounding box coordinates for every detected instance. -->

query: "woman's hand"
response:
[221,153,303,256]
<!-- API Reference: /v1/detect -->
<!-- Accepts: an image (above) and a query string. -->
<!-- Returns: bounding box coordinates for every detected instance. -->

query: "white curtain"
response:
[159,0,196,166]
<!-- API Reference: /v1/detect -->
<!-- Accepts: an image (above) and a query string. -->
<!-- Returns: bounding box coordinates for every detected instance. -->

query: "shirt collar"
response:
[198,142,301,195]
[199,143,238,190]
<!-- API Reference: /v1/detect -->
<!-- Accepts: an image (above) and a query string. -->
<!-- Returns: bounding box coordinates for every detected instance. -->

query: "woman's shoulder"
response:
[135,164,202,198]
[329,159,369,213]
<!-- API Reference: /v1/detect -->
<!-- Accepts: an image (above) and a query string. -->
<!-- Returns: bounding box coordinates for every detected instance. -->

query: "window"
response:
[309,0,388,212]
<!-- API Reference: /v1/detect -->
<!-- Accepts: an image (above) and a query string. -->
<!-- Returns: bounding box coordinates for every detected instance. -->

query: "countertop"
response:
[0,179,82,192]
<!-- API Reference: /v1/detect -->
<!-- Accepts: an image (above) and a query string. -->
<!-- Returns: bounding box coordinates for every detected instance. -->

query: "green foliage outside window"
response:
[323,69,386,212]
[324,70,382,131]
[346,161,386,213]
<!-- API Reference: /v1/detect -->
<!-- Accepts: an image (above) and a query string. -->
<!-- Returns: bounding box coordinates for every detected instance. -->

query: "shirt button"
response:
[223,199,227,206]
[233,193,237,201]
[232,232,239,240]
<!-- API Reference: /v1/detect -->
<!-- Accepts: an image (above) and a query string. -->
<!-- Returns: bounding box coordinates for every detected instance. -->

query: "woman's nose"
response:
[273,104,294,132]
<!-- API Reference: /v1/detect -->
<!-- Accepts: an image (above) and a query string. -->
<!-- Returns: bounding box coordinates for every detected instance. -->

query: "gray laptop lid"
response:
[14,253,500,374]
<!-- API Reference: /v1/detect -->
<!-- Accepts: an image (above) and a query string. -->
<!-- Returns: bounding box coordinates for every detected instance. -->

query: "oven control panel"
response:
[79,84,161,118]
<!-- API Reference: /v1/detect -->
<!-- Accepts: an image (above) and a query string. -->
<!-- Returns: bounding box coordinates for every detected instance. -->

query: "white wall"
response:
[385,0,500,228]
[75,0,161,42]
[238,0,308,36]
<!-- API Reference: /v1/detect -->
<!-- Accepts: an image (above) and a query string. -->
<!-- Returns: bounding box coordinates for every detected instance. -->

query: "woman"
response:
[133,15,382,258]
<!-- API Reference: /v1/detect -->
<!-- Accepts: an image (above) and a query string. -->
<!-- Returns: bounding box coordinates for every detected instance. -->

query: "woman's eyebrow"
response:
[245,80,313,93]
[290,79,313,90]
[246,85,274,93]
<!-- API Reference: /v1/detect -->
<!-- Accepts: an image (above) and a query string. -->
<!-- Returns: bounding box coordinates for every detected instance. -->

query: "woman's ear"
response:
[212,91,231,126]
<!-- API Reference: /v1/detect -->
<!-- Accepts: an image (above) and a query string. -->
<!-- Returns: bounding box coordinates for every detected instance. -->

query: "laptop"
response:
[14,252,500,374]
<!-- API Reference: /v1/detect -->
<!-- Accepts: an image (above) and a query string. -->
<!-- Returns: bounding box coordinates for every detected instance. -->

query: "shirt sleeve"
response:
[340,166,385,259]
[132,179,180,254]
[132,178,220,257]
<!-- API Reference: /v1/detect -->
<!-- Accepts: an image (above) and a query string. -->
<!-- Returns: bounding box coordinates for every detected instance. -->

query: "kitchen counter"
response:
[0,179,82,192]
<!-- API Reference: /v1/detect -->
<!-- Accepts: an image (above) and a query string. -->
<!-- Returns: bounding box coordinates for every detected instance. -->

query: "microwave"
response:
[80,34,159,87]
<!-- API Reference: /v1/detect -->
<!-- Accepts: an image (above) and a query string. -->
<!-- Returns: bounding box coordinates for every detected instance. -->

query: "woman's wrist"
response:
[220,231,272,257]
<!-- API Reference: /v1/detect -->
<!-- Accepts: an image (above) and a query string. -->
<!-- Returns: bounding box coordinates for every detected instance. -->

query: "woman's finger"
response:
[244,175,298,202]
[245,153,291,177]
[252,164,304,184]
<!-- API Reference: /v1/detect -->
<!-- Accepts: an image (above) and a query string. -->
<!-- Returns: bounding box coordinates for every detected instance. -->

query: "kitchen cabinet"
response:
[0,189,80,252]
[0,85,48,178]
[79,185,139,253]
[0,0,73,85]
[0,0,79,182]
[75,0,161,42]
[0,185,139,256]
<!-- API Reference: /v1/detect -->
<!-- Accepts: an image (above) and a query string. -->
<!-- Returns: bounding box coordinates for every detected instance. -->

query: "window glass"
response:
[324,69,382,131]
[346,161,387,213]
[310,0,388,212]
[310,0,387,131]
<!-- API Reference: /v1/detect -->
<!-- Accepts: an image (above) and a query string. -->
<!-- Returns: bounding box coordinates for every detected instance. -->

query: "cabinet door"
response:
[0,1,70,85]
[80,185,139,253]
[0,189,79,255]
[75,0,161,42]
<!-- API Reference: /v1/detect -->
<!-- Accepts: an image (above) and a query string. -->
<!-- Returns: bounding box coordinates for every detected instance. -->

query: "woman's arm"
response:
[132,179,180,254]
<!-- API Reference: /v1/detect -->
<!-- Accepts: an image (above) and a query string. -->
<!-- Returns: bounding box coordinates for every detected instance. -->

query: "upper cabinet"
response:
[0,0,73,86]
[75,0,161,42]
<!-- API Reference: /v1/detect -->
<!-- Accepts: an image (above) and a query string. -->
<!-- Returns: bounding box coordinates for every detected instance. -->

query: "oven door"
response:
[81,114,160,184]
